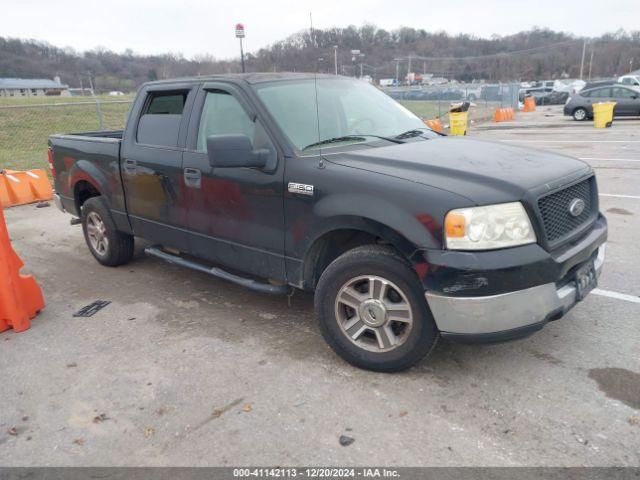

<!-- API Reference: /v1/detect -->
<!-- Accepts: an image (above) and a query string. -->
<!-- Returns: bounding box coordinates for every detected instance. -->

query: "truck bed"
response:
[49,130,126,218]
[50,130,124,142]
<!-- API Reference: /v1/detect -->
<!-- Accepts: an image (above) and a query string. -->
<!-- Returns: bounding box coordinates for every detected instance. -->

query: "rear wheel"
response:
[573,107,588,121]
[315,245,439,372]
[81,197,134,267]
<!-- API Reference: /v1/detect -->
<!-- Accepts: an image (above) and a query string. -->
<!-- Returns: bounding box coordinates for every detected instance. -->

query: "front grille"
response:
[538,177,595,244]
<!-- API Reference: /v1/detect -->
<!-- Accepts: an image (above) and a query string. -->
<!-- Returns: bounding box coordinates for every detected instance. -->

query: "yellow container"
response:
[593,102,616,128]
[449,111,469,136]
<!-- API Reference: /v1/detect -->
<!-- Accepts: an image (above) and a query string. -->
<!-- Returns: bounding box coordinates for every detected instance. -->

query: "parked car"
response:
[617,75,640,89]
[564,85,640,120]
[480,84,511,102]
[49,73,607,372]
[520,87,568,105]
[520,87,551,104]
[546,90,570,105]
[582,80,616,90]
[553,79,585,95]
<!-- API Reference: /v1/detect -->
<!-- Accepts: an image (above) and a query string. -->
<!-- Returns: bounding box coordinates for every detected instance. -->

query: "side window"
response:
[197,90,256,152]
[613,87,635,98]
[136,91,188,147]
[592,88,612,98]
[146,92,187,114]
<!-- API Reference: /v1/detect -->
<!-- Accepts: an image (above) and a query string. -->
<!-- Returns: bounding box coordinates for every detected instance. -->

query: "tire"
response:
[81,196,134,267]
[573,107,588,121]
[314,245,439,372]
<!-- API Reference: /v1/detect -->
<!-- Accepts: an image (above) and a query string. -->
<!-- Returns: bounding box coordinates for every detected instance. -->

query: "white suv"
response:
[618,75,640,90]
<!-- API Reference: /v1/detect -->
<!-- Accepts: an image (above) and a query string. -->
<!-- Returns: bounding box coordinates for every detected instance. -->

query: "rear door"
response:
[611,87,640,116]
[120,84,197,250]
[181,82,286,280]
[582,87,612,115]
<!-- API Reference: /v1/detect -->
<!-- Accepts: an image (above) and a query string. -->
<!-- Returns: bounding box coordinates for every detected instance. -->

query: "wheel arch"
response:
[73,179,102,213]
[300,216,421,290]
[68,160,111,214]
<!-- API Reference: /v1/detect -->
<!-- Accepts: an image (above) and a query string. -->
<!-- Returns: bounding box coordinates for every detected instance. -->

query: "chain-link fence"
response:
[0,83,521,172]
[0,99,133,172]
[383,82,520,125]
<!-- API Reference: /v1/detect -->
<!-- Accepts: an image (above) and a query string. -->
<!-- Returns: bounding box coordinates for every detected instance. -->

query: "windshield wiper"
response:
[394,127,431,139]
[302,134,403,151]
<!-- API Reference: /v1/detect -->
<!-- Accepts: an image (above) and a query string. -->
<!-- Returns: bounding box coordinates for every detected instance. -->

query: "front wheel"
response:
[573,107,588,121]
[314,245,439,372]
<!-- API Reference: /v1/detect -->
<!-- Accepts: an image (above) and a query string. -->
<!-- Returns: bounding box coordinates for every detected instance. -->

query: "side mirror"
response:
[206,134,267,169]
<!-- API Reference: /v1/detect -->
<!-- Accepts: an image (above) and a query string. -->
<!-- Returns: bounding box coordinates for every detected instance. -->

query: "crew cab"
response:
[49,73,607,372]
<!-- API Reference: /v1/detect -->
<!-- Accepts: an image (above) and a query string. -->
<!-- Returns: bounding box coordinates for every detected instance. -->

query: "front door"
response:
[611,87,640,116]
[182,83,286,281]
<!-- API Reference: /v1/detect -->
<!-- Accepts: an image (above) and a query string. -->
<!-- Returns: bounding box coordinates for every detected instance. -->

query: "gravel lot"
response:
[1,106,639,466]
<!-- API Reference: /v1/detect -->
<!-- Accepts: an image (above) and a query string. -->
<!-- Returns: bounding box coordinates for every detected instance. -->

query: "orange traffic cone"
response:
[424,118,443,133]
[522,97,536,112]
[0,206,44,333]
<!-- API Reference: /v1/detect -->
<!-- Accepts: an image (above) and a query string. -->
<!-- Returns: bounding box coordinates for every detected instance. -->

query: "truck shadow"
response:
[132,245,574,377]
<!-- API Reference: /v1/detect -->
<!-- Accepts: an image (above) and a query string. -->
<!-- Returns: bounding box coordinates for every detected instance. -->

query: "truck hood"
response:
[326,137,592,205]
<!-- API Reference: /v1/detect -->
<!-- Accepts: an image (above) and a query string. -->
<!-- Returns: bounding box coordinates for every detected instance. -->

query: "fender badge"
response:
[288,182,314,196]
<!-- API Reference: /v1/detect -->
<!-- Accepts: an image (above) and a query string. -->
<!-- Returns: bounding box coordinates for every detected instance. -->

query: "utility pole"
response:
[630,58,634,73]
[395,58,400,85]
[333,45,338,75]
[408,55,412,75]
[87,72,104,130]
[588,49,594,81]
[579,39,587,80]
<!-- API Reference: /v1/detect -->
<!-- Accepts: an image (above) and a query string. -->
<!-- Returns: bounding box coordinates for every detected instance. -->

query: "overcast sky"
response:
[2,0,638,59]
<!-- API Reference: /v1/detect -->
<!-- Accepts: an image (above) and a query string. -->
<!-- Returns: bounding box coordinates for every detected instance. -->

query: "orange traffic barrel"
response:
[0,206,45,333]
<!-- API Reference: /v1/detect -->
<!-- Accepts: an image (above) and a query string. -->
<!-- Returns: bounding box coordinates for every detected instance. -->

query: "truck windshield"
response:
[253,77,437,151]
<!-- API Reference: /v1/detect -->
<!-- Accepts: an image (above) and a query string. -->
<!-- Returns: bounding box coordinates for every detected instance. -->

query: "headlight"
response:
[444,202,536,250]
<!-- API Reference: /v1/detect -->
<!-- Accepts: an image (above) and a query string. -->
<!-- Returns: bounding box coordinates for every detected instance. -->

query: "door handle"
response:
[123,159,137,174]
[184,168,201,188]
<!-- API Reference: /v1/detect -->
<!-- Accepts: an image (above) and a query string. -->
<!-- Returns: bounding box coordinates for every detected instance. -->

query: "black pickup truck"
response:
[49,73,607,372]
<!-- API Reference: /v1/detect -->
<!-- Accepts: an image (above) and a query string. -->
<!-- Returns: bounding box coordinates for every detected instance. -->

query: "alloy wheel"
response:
[334,275,414,352]
[86,211,109,256]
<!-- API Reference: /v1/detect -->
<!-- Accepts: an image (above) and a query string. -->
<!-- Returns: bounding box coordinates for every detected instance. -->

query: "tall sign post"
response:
[235,23,246,73]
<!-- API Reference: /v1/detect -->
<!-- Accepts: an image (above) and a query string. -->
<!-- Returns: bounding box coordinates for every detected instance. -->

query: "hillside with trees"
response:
[1,26,639,92]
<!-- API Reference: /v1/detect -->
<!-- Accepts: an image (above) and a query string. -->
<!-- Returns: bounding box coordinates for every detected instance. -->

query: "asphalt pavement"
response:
[1,105,639,466]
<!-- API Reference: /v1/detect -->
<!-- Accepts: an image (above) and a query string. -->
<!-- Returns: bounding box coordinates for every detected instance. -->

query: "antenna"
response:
[310,11,324,169]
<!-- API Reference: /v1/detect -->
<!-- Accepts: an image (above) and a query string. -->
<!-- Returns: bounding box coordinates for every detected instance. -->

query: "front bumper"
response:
[420,215,607,343]
[426,244,605,343]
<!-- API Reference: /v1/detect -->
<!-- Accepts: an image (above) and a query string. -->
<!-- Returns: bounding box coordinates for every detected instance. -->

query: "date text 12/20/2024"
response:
[233,468,400,478]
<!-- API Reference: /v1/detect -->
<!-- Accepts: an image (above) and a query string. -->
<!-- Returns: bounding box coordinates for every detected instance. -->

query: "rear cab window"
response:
[582,88,609,98]
[137,91,189,147]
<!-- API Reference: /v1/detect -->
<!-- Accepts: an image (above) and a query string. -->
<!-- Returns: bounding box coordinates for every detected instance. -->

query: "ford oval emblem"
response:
[569,198,586,217]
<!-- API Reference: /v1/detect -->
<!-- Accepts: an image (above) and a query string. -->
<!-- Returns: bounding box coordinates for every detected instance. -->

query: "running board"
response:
[144,246,292,295]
